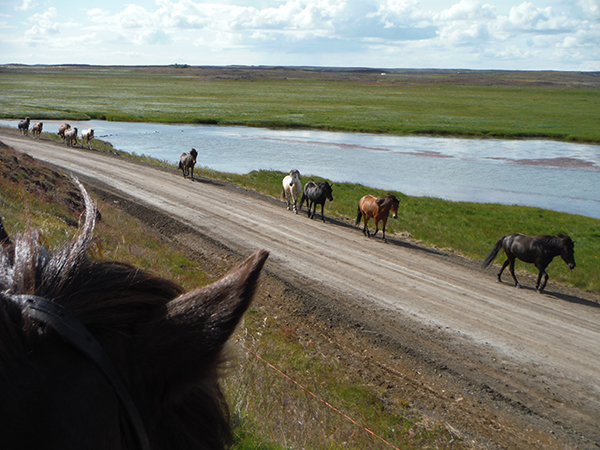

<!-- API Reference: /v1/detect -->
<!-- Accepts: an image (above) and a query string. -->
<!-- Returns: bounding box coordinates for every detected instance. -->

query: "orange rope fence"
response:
[237,339,401,450]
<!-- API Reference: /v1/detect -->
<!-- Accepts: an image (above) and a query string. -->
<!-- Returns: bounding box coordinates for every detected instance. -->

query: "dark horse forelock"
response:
[0,178,268,450]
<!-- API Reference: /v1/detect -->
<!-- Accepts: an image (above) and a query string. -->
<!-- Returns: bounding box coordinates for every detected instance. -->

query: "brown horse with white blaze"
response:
[355,193,400,243]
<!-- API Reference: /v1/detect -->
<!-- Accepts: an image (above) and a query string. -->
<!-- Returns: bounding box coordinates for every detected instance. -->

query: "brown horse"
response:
[0,180,269,450]
[483,233,575,292]
[355,193,400,243]
[178,148,198,179]
[58,123,71,142]
[31,122,43,139]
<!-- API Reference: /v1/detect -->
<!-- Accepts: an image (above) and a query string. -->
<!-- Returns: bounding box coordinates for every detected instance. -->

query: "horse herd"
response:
[279,168,576,293]
[17,118,95,149]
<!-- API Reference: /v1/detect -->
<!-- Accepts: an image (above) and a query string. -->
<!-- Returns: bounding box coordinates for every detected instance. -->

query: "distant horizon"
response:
[3,63,599,74]
[2,0,599,71]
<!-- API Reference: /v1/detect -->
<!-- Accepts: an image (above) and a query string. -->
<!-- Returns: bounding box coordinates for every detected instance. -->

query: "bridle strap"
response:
[11,295,151,450]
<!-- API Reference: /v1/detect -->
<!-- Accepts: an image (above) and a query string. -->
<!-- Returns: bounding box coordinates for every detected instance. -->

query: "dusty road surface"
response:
[3,131,600,449]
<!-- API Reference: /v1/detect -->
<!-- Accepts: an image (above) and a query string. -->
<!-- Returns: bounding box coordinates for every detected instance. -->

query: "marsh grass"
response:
[2,65,599,143]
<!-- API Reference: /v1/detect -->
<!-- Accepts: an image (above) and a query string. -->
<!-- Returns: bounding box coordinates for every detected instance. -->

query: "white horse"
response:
[64,127,78,147]
[80,128,94,149]
[281,169,302,214]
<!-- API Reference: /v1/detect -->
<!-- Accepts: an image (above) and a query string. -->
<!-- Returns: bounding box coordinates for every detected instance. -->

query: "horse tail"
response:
[178,160,183,170]
[355,207,362,226]
[281,188,286,200]
[483,236,505,268]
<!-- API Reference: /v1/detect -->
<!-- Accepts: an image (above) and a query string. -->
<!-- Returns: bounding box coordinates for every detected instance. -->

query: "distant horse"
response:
[0,180,269,450]
[58,123,71,142]
[355,193,400,243]
[81,128,95,149]
[18,117,30,135]
[64,127,78,147]
[483,233,576,292]
[281,169,302,214]
[178,148,198,179]
[299,181,333,222]
[31,122,43,139]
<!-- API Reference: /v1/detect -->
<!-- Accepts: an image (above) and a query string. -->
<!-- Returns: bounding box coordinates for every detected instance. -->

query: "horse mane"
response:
[0,179,245,449]
[534,234,572,251]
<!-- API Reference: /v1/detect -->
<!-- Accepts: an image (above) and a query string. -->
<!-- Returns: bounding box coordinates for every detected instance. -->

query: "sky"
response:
[1,0,599,71]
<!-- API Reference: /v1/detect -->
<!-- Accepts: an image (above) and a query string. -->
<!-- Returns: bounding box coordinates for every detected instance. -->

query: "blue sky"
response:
[1,0,599,70]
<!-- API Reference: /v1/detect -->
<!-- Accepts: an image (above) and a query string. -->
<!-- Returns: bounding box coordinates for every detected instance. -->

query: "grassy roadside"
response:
[1,65,599,143]
[1,143,462,449]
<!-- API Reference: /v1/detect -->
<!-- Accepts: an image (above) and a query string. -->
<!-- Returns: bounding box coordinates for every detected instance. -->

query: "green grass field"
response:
[2,65,600,142]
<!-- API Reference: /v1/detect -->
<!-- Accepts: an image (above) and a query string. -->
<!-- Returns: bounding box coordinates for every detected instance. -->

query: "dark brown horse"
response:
[178,148,198,179]
[0,180,268,450]
[58,123,71,142]
[483,233,575,292]
[355,193,400,243]
[18,117,30,135]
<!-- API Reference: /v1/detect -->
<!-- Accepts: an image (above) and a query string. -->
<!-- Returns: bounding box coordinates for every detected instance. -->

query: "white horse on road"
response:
[281,169,302,214]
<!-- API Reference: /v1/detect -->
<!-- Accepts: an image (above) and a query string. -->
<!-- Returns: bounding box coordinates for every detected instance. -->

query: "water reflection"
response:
[2,119,599,219]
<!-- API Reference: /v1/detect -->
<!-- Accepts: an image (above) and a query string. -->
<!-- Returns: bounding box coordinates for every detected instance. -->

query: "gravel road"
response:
[3,131,600,449]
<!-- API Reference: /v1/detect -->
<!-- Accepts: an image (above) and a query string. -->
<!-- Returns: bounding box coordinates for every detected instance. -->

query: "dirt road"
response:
[3,132,600,449]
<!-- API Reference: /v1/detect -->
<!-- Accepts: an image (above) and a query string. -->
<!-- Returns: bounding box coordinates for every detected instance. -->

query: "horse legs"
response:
[372,219,379,238]
[381,218,388,243]
[497,259,510,283]
[507,257,521,288]
[320,203,325,222]
[362,218,370,237]
[535,263,549,292]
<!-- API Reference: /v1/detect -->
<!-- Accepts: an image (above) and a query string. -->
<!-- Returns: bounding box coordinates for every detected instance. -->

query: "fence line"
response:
[237,339,401,450]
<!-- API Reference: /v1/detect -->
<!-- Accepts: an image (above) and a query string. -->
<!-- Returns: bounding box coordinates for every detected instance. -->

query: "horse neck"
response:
[537,236,564,256]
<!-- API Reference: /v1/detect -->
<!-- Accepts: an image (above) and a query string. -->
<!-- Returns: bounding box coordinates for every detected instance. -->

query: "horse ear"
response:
[147,249,268,387]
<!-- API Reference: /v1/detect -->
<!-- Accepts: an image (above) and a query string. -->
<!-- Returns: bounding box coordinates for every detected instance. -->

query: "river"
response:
[2,119,599,219]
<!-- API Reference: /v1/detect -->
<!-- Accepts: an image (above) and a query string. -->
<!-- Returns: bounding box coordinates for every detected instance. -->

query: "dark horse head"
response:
[556,233,576,269]
[0,180,268,450]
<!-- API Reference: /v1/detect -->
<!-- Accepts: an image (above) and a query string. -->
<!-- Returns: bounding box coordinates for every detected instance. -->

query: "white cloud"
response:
[15,0,36,11]
[437,0,496,21]
[505,2,576,32]
[25,7,59,37]
[576,0,600,20]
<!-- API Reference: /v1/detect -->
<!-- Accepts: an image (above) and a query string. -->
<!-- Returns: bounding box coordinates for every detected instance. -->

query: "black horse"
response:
[483,233,576,292]
[299,181,333,222]
[18,117,30,135]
